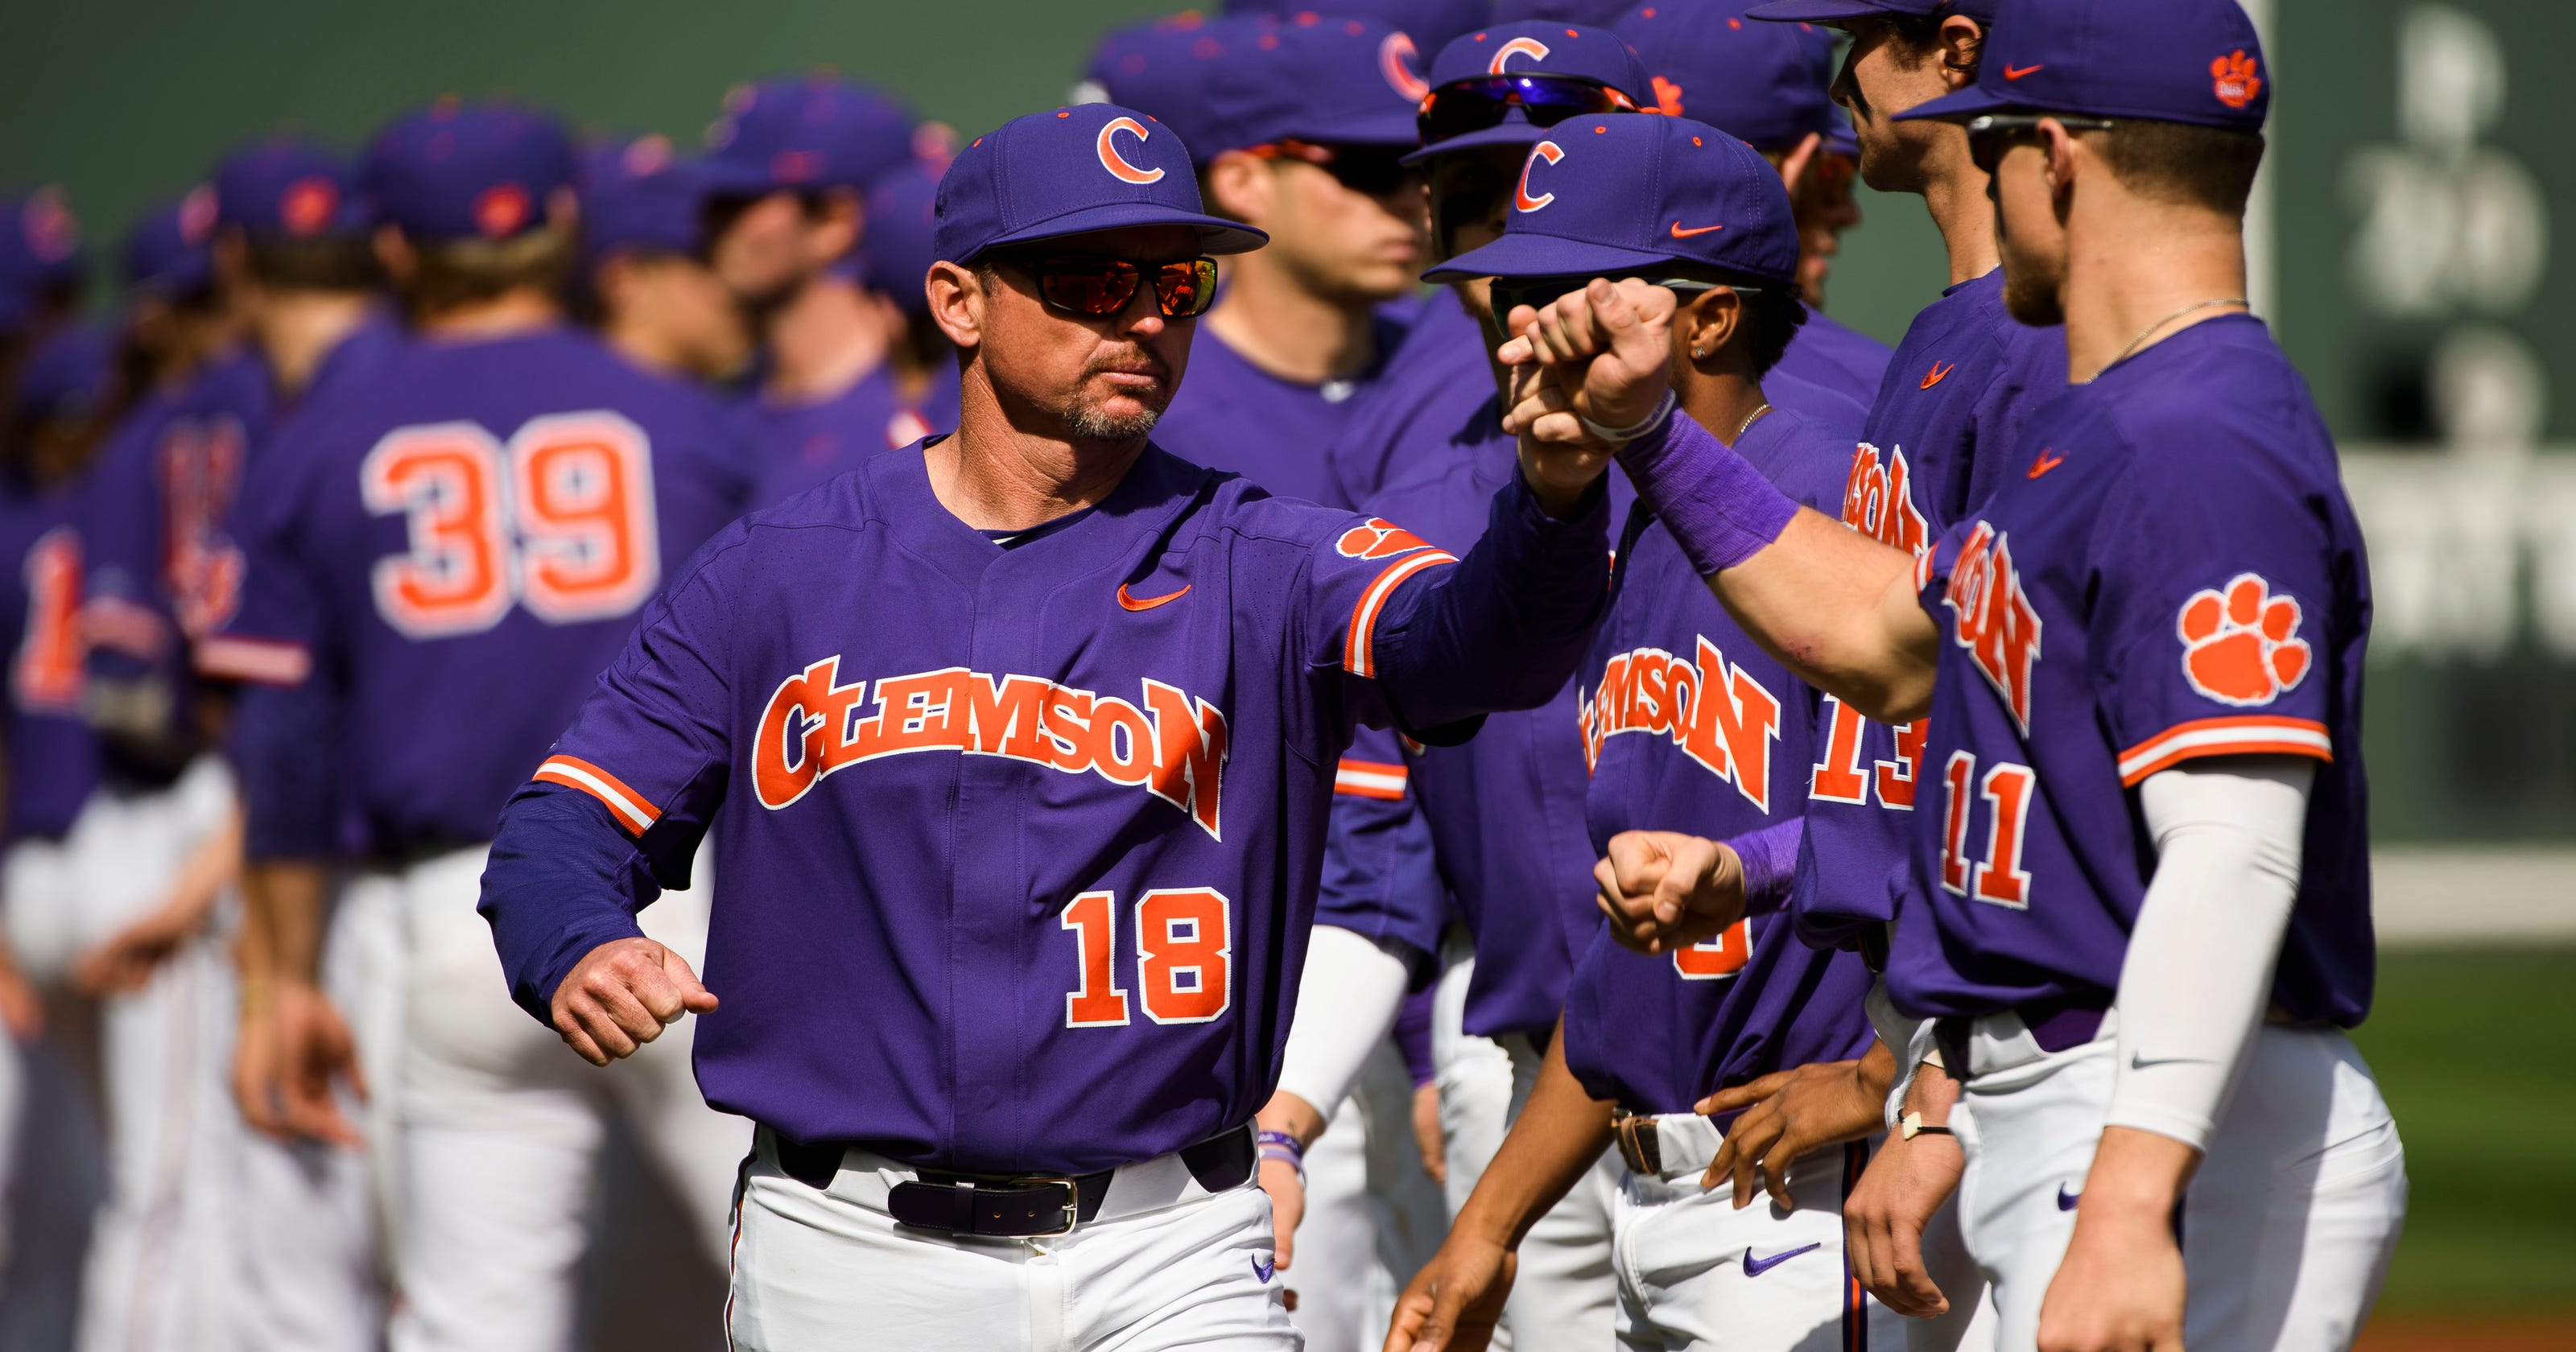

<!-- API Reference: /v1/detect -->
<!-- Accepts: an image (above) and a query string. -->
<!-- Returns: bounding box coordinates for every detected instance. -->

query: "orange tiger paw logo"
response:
[2178,573,2310,707]
[2211,49,2263,109]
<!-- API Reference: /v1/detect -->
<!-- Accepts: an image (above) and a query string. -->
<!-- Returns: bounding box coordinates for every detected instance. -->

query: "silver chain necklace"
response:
[2083,298,2250,383]
[1733,402,1773,442]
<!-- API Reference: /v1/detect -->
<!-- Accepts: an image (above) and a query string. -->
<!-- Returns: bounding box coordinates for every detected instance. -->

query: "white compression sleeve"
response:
[1272,923,1412,1119]
[2107,756,2314,1152]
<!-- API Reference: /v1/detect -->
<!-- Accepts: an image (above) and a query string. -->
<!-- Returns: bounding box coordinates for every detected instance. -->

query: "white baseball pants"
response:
[1286,1037,1449,1352]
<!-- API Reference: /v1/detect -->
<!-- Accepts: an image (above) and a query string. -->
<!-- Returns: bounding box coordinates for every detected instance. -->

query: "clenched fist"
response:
[550,937,718,1066]
[1593,830,1746,955]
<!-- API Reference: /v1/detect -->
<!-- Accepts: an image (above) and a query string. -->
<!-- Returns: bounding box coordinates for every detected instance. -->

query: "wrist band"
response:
[1614,412,1799,577]
[1580,390,1678,445]
[1257,1129,1307,1181]
[1898,1111,1955,1142]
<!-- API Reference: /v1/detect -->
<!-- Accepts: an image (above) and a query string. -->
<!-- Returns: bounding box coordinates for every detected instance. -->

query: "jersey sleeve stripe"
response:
[1334,758,1410,800]
[2116,715,2332,785]
[531,755,663,835]
[1344,550,1459,678]
[192,635,313,686]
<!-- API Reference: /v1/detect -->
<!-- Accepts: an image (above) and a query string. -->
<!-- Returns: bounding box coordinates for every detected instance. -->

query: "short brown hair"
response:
[2095,121,2265,217]
[245,234,382,292]
[1886,10,1984,76]
[405,226,572,317]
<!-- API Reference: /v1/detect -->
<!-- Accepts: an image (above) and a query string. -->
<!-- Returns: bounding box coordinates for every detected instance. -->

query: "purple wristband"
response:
[1728,817,1804,918]
[1615,410,1799,577]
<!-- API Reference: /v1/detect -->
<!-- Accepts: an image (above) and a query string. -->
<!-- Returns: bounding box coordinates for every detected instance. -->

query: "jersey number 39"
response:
[361,412,659,638]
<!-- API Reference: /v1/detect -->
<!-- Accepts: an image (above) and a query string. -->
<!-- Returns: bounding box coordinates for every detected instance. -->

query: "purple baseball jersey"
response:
[1148,317,1409,506]
[1777,304,1894,411]
[743,362,964,511]
[1892,315,2371,1025]
[1562,408,1876,1116]
[0,478,97,841]
[219,327,753,857]
[1324,289,1488,510]
[479,442,1610,1171]
[1790,269,2062,953]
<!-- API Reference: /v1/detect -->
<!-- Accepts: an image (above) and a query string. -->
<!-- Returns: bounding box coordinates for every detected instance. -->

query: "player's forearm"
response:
[480,784,657,1024]
[1373,476,1611,727]
[1450,1019,1616,1251]
[243,859,332,987]
[1273,924,1412,1127]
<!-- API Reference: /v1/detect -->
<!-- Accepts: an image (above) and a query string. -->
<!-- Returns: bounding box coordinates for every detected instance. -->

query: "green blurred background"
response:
[0,0,2567,1342]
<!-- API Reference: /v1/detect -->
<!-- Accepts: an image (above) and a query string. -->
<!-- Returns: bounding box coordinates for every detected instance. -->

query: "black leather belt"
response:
[1612,1112,1662,1176]
[769,1125,1257,1239]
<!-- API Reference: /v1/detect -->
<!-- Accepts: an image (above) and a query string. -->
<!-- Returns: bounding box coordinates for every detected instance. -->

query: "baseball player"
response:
[748,159,960,507]
[1612,1,1894,406]
[214,101,754,1352]
[700,76,933,488]
[579,134,753,385]
[475,100,1629,1351]
[1523,3,2406,1348]
[1386,113,1891,1352]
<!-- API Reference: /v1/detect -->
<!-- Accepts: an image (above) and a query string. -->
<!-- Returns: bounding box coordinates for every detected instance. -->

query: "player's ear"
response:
[2040,117,2082,202]
[1678,287,1744,368]
[1202,150,1269,226]
[373,225,417,290]
[1773,132,1823,200]
[1939,16,1984,89]
[925,260,984,351]
[817,187,863,265]
[545,185,580,239]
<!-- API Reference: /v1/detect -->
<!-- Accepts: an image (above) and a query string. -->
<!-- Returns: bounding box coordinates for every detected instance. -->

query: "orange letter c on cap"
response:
[1490,36,1551,73]
[1096,117,1165,184]
[1516,140,1566,212]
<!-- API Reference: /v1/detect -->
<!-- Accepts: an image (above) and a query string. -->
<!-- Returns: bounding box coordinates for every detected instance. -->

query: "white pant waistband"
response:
[749,1127,1254,1233]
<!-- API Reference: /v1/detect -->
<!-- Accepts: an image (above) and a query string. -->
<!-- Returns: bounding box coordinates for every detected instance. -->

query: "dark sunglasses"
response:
[1247,139,1419,198]
[1418,75,1643,147]
[1964,113,2118,174]
[998,254,1220,319]
[1488,274,1757,319]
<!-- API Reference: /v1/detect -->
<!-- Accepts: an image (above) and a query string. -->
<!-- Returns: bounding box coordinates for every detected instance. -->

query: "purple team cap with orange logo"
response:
[0,188,83,333]
[1897,0,2269,130]
[1224,0,1486,54]
[1616,4,1843,152]
[216,137,371,239]
[1492,0,1641,23]
[365,101,574,242]
[121,188,222,298]
[1424,113,1799,285]
[579,134,717,261]
[934,104,1269,264]
[1195,13,1425,156]
[1078,15,1267,155]
[1744,0,1997,25]
[701,76,918,198]
[861,162,941,314]
[1406,21,1653,164]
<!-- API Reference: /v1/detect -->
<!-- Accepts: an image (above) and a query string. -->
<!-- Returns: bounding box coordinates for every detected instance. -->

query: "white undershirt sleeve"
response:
[1273,923,1412,1119]
[2106,756,2314,1152]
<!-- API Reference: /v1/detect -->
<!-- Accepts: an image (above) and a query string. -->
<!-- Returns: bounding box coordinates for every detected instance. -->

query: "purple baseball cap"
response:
[1745,0,1998,25]
[1406,21,1655,164]
[860,161,939,312]
[12,323,114,425]
[1615,4,1842,152]
[701,76,918,198]
[1223,0,1486,54]
[1424,113,1799,285]
[1897,0,2269,130]
[1078,15,1268,156]
[0,188,84,335]
[216,137,371,240]
[121,188,221,298]
[935,104,1267,264]
[1492,0,1642,23]
[579,134,716,261]
[365,101,574,242]
[1194,13,1424,156]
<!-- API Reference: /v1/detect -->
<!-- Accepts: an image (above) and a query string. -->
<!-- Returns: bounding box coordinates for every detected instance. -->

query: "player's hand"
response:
[550,936,719,1066]
[1593,830,1745,954]
[1697,1057,1885,1208]
[1413,1081,1448,1186]
[0,943,42,1042]
[1384,1234,1514,1352]
[73,905,200,996]
[1259,1153,1305,1285]
[1496,277,1679,445]
[2037,1127,2195,1352]
[1846,1125,1963,1318]
[248,981,368,1148]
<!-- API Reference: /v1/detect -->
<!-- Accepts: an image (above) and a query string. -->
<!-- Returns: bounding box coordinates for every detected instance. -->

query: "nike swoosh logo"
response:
[1670,221,1726,238]
[1117,583,1191,612]
[1253,1256,1275,1283]
[2027,450,2066,479]
[2130,1052,2216,1070]
[1919,361,1955,390]
[2004,63,2045,80]
[1743,1243,1821,1277]
[2058,1183,2081,1211]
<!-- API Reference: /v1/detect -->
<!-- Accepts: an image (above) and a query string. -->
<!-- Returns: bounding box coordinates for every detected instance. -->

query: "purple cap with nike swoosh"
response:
[934,104,1269,264]
[1895,0,2270,131]
[365,101,574,242]
[1193,12,1426,155]
[1423,113,1798,284]
[1614,3,1844,152]
[701,75,918,197]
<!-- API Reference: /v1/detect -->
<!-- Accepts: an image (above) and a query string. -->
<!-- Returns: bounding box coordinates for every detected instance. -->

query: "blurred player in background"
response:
[0,188,92,414]
[700,76,927,488]
[216,101,752,1352]
[1613,1,1893,403]
[577,134,752,385]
